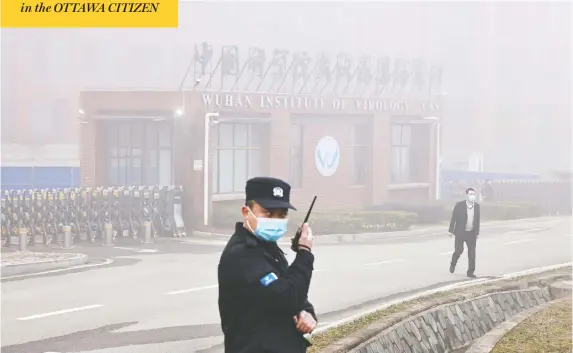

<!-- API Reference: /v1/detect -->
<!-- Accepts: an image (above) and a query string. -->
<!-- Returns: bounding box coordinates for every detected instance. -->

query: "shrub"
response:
[370,202,449,224]
[302,210,417,235]
[481,202,544,220]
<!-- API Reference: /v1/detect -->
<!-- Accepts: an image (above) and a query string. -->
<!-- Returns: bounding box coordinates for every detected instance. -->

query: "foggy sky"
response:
[1,1,571,174]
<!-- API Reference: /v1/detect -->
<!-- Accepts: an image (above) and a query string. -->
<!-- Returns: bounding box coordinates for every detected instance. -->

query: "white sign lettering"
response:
[202,93,440,113]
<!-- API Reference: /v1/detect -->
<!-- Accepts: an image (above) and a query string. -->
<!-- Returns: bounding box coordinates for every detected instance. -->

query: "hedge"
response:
[480,202,544,220]
[289,210,418,235]
[211,199,546,235]
[211,200,417,234]
[371,201,546,224]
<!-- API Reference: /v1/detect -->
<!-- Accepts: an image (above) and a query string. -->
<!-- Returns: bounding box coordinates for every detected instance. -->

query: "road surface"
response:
[1,216,571,353]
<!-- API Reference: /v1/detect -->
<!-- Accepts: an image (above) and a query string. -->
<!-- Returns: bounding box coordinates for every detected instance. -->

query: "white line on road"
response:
[439,251,454,256]
[505,239,536,245]
[114,246,158,253]
[504,228,545,235]
[363,259,405,266]
[2,259,114,280]
[17,304,104,321]
[165,284,219,295]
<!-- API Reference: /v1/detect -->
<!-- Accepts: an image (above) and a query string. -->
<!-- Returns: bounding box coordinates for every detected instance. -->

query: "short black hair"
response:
[245,200,256,208]
[466,188,476,194]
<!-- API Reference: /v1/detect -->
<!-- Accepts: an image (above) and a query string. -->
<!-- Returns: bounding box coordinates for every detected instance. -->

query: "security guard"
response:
[218,177,317,353]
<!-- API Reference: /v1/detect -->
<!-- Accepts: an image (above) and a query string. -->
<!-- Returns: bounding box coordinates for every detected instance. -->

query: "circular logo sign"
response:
[315,136,340,177]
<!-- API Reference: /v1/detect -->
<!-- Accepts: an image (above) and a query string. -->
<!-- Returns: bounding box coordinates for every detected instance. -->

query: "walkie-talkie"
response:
[291,196,317,251]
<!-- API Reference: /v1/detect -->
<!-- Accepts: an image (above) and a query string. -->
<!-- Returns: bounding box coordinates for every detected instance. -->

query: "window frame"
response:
[213,122,265,195]
[390,123,412,184]
[350,124,369,186]
[106,120,173,186]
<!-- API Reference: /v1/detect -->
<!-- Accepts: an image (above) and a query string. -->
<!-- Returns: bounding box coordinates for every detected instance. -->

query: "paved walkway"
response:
[1,251,89,277]
[1,252,83,266]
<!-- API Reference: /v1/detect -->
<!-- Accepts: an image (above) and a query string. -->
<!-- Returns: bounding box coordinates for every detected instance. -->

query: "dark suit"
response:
[449,201,480,275]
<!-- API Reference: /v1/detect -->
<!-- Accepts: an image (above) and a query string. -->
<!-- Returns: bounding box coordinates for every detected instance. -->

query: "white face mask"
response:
[467,194,476,202]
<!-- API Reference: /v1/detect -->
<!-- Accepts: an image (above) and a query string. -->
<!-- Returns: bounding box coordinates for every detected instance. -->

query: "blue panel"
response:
[72,167,81,187]
[34,167,73,189]
[1,167,34,190]
[0,167,81,191]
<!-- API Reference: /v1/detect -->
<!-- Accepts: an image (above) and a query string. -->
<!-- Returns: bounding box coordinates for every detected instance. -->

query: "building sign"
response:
[187,43,444,98]
[202,93,440,114]
[315,136,340,177]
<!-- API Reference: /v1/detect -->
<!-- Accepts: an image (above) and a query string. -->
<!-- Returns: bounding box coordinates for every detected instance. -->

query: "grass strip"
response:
[308,268,571,353]
[491,299,572,353]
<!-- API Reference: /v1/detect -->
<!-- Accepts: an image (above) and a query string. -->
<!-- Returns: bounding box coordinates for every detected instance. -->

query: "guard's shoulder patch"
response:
[260,272,279,287]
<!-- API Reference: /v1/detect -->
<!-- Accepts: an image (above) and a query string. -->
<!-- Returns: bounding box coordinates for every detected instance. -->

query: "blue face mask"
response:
[247,209,288,242]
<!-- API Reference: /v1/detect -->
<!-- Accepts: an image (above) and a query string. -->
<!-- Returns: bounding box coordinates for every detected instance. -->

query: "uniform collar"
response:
[235,222,259,248]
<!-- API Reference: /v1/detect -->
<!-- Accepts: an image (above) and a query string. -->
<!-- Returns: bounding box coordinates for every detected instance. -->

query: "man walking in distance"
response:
[218,177,317,353]
[449,187,481,278]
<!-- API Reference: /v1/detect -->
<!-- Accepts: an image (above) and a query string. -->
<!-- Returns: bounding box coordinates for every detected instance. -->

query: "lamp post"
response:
[423,116,441,200]
[203,112,220,226]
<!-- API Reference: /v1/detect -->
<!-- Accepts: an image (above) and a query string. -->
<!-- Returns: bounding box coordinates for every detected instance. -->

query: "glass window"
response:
[218,124,234,148]
[132,148,143,157]
[248,149,262,179]
[391,125,403,144]
[401,125,411,145]
[146,123,158,148]
[234,124,248,147]
[233,150,247,192]
[249,124,264,147]
[159,149,172,186]
[212,146,219,194]
[218,149,234,193]
[129,158,142,185]
[119,123,131,146]
[159,124,171,148]
[118,159,128,185]
[390,124,412,183]
[131,123,144,147]
[105,121,174,186]
[214,122,267,194]
[110,158,119,185]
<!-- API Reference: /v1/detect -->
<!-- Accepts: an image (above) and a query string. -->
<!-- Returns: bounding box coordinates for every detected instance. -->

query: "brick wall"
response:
[80,90,439,231]
[289,114,372,211]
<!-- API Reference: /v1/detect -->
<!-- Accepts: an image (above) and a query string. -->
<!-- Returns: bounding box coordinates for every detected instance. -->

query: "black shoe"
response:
[467,273,477,278]
[449,265,455,274]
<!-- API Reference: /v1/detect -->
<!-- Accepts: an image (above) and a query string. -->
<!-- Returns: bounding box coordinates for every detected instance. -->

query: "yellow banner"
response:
[1,0,178,28]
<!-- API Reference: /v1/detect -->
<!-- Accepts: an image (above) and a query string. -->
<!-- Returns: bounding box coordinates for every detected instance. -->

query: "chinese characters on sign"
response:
[187,43,444,99]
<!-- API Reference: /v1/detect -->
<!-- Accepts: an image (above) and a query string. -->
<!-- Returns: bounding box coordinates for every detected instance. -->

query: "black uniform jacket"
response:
[218,222,316,353]
[448,201,480,236]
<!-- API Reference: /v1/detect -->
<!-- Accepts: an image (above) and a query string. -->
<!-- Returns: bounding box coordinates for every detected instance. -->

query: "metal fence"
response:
[1,185,186,251]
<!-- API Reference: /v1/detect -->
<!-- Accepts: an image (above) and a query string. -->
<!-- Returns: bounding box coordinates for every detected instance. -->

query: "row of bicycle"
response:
[0,185,187,247]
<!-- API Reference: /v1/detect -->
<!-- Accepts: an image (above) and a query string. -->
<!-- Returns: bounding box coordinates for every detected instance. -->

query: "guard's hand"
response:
[293,310,317,334]
[298,223,313,251]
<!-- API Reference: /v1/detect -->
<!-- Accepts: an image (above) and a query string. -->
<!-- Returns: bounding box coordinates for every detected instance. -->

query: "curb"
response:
[0,253,89,277]
[310,263,572,337]
[191,216,564,245]
[315,270,572,353]
[466,295,572,353]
